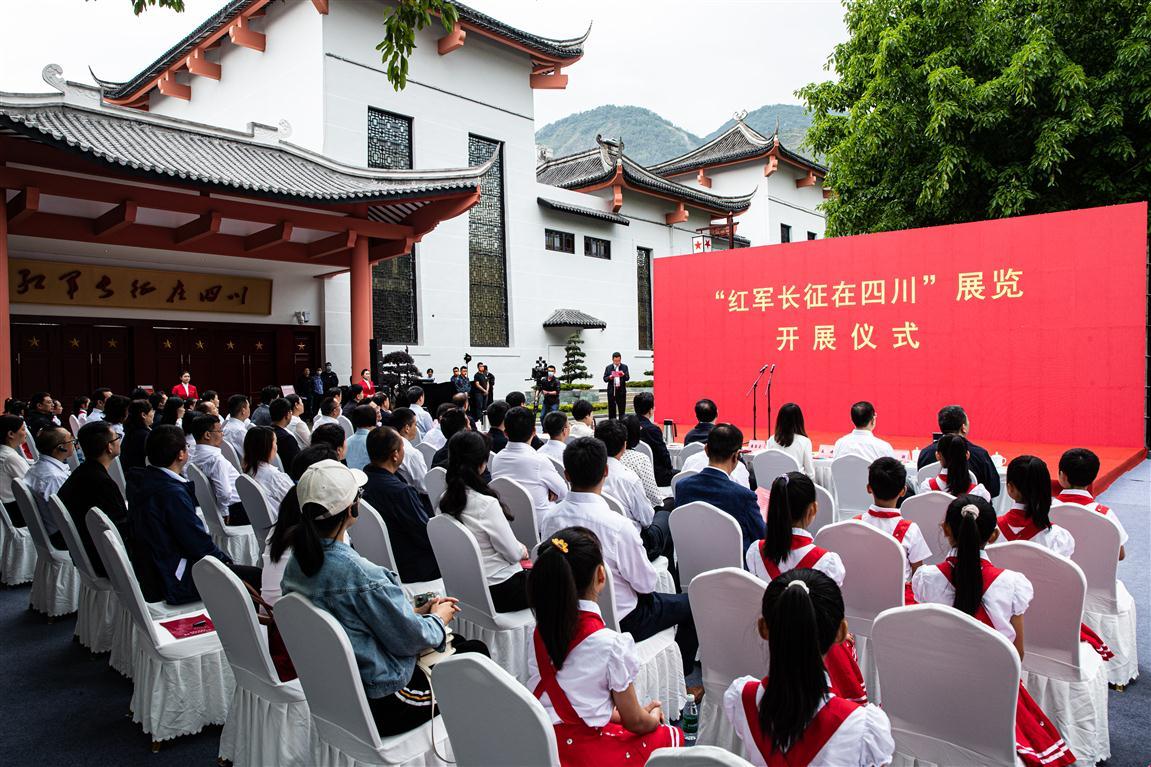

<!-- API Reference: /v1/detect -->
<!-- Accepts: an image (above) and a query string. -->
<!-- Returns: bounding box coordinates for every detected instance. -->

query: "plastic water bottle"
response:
[681,693,699,745]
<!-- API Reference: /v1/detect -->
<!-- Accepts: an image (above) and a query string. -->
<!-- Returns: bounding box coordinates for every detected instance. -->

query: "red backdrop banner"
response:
[653,203,1147,447]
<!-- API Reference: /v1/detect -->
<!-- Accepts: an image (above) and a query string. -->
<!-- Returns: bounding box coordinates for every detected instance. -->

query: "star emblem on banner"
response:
[69,338,80,348]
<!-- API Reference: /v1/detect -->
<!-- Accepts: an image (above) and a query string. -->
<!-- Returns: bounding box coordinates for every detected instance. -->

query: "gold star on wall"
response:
[195,340,205,350]
[69,338,80,348]
[254,341,264,350]
[107,338,118,349]
[226,341,235,350]
[296,342,306,351]
[163,339,173,349]
[29,336,40,348]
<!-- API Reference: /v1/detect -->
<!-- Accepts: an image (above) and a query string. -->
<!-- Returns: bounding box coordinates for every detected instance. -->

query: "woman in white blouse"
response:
[437,430,529,612]
[284,394,311,449]
[765,402,815,478]
[0,415,31,525]
[242,425,295,521]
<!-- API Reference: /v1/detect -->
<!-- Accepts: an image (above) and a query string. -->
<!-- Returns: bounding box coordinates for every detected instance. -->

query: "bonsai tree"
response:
[379,349,421,405]
[561,332,590,385]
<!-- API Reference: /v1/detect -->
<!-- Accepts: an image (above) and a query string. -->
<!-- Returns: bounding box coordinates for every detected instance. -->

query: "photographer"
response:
[539,364,561,425]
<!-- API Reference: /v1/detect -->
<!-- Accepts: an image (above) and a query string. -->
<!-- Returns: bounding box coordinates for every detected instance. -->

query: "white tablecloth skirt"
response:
[75,578,117,653]
[453,613,534,685]
[130,640,235,741]
[697,670,744,757]
[1,526,36,585]
[29,553,80,617]
[1022,647,1109,765]
[218,683,312,767]
[631,627,687,718]
[1083,580,1139,686]
[214,528,260,567]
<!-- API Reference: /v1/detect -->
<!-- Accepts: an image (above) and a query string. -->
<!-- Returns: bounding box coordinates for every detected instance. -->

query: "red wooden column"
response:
[0,195,10,403]
[349,234,372,383]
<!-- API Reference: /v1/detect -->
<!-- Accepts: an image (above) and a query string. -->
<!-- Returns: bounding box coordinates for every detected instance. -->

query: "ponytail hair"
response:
[759,569,845,753]
[1006,455,1052,530]
[438,431,509,520]
[937,433,970,496]
[286,503,349,577]
[944,495,998,615]
[763,471,816,565]
[527,526,603,670]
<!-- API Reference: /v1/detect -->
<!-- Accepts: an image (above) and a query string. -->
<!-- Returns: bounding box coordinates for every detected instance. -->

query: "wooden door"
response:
[153,328,194,397]
[210,329,247,400]
[243,330,277,399]
[11,324,55,401]
[92,326,131,396]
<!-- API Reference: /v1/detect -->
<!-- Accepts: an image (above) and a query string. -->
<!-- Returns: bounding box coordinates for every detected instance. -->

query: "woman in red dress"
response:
[358,369,376,397]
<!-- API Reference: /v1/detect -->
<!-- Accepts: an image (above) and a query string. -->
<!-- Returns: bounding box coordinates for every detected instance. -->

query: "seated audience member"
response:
[620,415,663,506]
[309,423,347,462]
[505,391,544,448]
[407,385,434,437]
[491,406,568,523]
[251,385,281,427]
[343,404,378,471]
[999,455,1074,557]
[190,414,248,525]
[73,395,92,424]
[675,424,765,551]
[681,438,752,489]
[430,408,471,470]
[683,398,717,446]
[373,392,392,420]
[388,407,429,493]
[919,434,991,501]
[1056,447,1128,559]
[486,400,511,453]
[195,399,220,421]
[725,569,895,767]
[181,410,200,460]
[242,425,294,518]
[57,421,128,576]
[538,411,569,462]
[440,431,530,612]
[857,458,931,583]
[129,425,259,604]
[25,391,55,438]
[832,401,894,462]
[450,392,473,427]
[119,399,153,471]
[540,438,698,675]
[102,395,129,437]
[284,394,311,448]
[25,426,74,548]
[765,402,815,478]
[362,426,441,583]
[749,472,844,585]
[0,415,30,525]
[595,419,671,561]
[633,392,674,486]
[222,394,251,459]
[281,459,488,735]
[311,397,341,431]
[87,388,112,422]
[420,403,455,452]
[911,496,1075,767]
[568,399,595,439]
[917,404,1001,498]
[158,395,185,428]
[528,528,684,764]
[269,398,301,474]
[341,384,365,416]
[146,391,166,414]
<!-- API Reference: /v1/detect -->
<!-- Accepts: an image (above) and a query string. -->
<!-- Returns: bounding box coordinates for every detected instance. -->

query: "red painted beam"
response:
[796,170,819,188]
[5,187,39,225]
[665,202,689,225]
[175,211,221,244]
[186,50,221,80]
[244,221,292,253]
[438,23,466,54]
[157,72,191,101]
[310,0,329,13]
[307,230,357,258]
[93,201,137,237]
[229,16,266,52]
[530,68,568,90]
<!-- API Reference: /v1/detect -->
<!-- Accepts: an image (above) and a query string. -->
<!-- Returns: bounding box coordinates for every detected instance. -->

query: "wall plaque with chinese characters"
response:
[9,260,272,316]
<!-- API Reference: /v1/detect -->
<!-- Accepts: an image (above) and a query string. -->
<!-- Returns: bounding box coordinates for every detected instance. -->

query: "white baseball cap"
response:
[298,459,367,519]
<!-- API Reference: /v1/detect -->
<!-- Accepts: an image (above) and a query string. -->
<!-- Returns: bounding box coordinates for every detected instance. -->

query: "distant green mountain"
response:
[536,103,816,167]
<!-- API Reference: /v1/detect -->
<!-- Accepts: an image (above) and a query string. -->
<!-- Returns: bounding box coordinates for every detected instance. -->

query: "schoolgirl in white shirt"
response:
[724,569,894,767]
[918,433,991,500]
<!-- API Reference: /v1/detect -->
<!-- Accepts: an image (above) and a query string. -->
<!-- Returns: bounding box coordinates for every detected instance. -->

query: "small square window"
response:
[585,236,611,259]
[807,231,817,240]
[780,224,792,243]
[545,229,575,253]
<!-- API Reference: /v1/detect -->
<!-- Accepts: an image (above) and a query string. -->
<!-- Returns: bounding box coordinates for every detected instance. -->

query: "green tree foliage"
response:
[561,332,590,385]
[799,0,1151,235]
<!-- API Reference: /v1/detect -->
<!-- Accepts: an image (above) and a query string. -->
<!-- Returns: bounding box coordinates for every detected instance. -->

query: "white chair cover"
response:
[874,604,1019,767]
[417,442,438,466]
[750,449,800,488]
[814,520,904,701]
[678,442,704,467]
[109,456,127,498]
[187,463,259,566]
[276,593,451,767]
[829,454,871,515]
[634,439,654,464]
[434,653,561,767]
[337,415,354,439]
[597,566,687,717]
[688,568,769,755]
[1050,502,1137,685]
[427,514,534,683]
[669,501,743,592]
[221,441,243,472]
[603,492,625,515]
[236,474,276,556]
[0,491,35,585]
[669,470,698,496]
[192,557,310,767]
[349,500,444,598]
[66,450,81,470]
[48,495,116,652]
[68,414,82,437]
[648,746,755,766]
[813,483,838,532]
[987,541,1109,763]
[546,455,566,480]
[490,476,540,549]
[95,529,234,742]
[13,478,79,616]
[425,466,447,512]
[899,491,954,565]
[915,461,942,485]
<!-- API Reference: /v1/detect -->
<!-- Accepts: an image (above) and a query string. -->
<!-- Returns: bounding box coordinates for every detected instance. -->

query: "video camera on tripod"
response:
[527,356,549,385]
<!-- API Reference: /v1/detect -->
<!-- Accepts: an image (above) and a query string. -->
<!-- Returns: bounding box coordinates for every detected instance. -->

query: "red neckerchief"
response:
[997,508,1044,542]
[937,557,1005,627]
[759,533,826,580]
[740,677,858,766]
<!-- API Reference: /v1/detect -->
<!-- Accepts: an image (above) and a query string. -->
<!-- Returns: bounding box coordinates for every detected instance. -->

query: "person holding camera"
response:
[538,364,561,425]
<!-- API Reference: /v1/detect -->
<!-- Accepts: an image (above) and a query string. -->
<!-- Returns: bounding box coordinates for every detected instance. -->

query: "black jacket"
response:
[683,422,714,446]
[320,369,340,391]
[120,426,151,471]
[917,436,1001,498]
[361,465,441,583]
[273,425,301,475]
[56,460,129,579]
[489,428,509,454]
[637,415,675,486]
[602,363,630,393]
[25,411,55,438]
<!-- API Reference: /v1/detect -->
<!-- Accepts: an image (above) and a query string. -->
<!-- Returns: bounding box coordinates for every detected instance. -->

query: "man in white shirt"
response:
[188,414,246,525]
[538,411,568,462]
[832,400,895,462]
[24,426,74,548]
[388,407,429,494]
[311,396,341,432]
[595,420,675,561]
[540,436,697,676]
[407,385,435,439]
[222,394,251,460]
[86,387,112,423]
[490,406,567,527]
[567,399,595,439]
[420,403,454,452]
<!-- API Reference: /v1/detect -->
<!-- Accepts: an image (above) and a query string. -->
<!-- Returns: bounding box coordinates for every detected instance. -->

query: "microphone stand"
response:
[765,364,776,438]
[744,364,769,441]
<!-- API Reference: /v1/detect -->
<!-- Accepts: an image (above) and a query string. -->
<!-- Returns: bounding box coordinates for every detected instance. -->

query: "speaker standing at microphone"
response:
[602,352,630,419]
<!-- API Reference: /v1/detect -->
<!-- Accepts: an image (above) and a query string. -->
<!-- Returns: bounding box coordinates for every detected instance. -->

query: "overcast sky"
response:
[0,0,847,136]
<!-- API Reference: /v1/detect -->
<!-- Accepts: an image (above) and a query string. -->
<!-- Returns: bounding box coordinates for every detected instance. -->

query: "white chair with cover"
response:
[109,456,127,498]
[1051,502,1137,686]
[13,478,79,617]
[23,429,39,460]
[668,501,742,592]
[603,492,625,515]
[68,414,82,437]
[669,469,698,496]
[899,491,953,565]
[427,514,535,683]
[814,520,904,701]
[829,454,871,515]
[987,540,1109,764]
[272,453,285,472]
[220,441,243,472]
[66,450,80,470]
[95,529,234,746]
[812,483,837,533]
[425,466,447,512]
[597,565,687,717]
[187,463,259,566]
[192,557,310,767]
[648,746,755,767]
[235,474,276,556]
[634,439,654,464]
[915,461,942,485]
[336,414,354,439]
[750,449,800,487]
[434,652,560,767]
[490,476,540,550]
[688,568,769,754]
[276,592,451,766]
[873,604,1021,767]
[546,455,566,480]
[417,441,437,466]
[677,441,704,468]
[48,495,116,652]
[0,490,35,585]
[349,500,444,598]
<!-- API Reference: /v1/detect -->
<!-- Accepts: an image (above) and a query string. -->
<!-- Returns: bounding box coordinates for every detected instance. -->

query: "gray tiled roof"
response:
[543,309,606,329]
[537,197,628,225]
[536,137,754,215]
[93,0,587,102]
[0,95,494,205]
[649,120,827,178]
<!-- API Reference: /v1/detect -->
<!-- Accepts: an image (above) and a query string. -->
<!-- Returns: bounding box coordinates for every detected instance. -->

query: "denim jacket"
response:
[281,538,446,698]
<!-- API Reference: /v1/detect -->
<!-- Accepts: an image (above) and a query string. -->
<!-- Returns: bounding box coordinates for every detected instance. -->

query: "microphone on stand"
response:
[758,362,771,374]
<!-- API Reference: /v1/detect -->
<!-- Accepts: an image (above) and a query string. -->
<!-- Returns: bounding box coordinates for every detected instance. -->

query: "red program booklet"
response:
[159,613,215,639]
